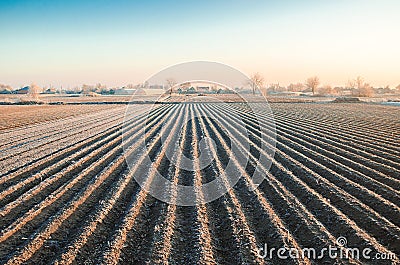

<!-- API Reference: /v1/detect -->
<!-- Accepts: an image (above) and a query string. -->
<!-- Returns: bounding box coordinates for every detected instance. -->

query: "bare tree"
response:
[72,86,80,93]
[268,83,280,93]
[81,84,92,95]
[166,78,177,96]
[305,76,320,95]
[346,80,356,89]
[355,76,364,89]
[346,79,356,95]
[29,83,42,100]
[249,73,264,95]
[347,79,356,89]
[318,85,333,96]
[287,83,305,92]
[95,83,106,93]
[287,83,294,92]
[348,76,373,97]
[359,83,374,97]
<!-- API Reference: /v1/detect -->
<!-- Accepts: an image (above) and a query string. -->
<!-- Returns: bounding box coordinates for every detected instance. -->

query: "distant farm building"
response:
[176,82,232,94]
[15,86,30,94]
[114,88,151,95]
[142,88,164,95]
[196,86,211,92]
[114,88,136,95]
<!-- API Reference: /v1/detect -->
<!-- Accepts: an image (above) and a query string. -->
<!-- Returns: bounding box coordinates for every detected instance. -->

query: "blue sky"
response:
[0,0,399,88]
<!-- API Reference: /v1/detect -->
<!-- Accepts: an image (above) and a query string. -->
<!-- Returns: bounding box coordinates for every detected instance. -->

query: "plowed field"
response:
[0,102,399,264]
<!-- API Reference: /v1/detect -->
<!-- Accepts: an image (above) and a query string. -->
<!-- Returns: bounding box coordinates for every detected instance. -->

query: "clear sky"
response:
[0,0,399,88]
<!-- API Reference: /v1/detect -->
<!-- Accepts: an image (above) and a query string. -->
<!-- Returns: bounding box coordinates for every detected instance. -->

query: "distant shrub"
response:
[333,97,360,103]
[358,86,374,97]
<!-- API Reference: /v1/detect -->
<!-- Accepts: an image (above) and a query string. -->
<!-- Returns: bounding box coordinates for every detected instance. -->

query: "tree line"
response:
[1,77,400,97]
[249,74,400,97]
